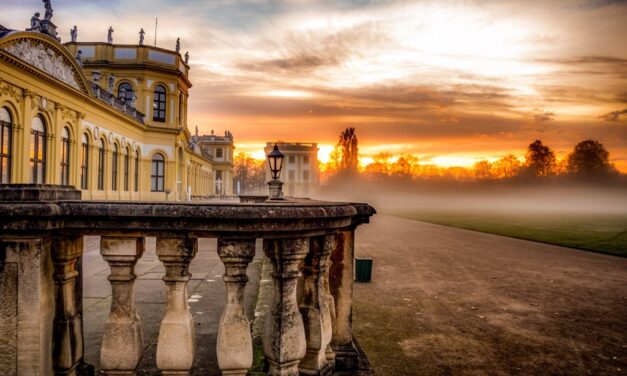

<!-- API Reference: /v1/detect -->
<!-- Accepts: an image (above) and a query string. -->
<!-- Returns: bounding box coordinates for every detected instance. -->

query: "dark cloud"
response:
[599,108,627,121]
[237,22,387,74]
[534,111,555,122]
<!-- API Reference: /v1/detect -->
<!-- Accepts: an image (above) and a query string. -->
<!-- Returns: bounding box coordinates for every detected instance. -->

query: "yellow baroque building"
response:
[0,24,233,201]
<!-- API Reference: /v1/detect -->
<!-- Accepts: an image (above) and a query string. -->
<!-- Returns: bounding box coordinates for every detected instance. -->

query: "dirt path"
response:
[353,215,627,375]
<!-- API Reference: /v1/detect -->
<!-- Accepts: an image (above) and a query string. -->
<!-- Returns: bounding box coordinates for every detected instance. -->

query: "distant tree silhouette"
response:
[491,154,521,178]
[567,139,617,177]
[337,127,359,175]
[525,140,556,177]
[473,160,493,180]
[233,152,265,194]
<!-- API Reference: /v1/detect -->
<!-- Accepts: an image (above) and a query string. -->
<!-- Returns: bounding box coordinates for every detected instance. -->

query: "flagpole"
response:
[154,18,158,46]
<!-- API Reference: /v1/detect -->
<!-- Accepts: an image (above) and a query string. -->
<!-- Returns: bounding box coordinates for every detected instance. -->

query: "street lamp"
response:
[267,143,284,199]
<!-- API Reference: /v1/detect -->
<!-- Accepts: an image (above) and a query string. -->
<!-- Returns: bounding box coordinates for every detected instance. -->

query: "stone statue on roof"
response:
[107,26,114,44]
[175,38,180,53]
[70,25,77,42]
[184,51,189,64]
[28,12,41,32]
[139,28,145,46]
[43,0,53,21]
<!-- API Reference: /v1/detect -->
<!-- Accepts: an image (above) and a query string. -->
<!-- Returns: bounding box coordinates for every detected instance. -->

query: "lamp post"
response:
[267,143,284,200]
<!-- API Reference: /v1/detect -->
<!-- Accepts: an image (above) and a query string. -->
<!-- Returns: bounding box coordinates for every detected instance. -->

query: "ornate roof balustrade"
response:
[0,184,375,375]
[88,81,146,123]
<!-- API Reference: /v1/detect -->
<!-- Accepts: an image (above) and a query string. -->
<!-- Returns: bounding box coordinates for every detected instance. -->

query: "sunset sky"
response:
[2,0,626,170]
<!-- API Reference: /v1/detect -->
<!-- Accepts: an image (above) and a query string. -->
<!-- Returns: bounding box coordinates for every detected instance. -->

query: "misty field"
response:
[386,209,627,256]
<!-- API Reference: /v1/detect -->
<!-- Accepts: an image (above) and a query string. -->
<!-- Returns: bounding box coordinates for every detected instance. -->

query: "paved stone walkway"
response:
[352,215,627,375]
[82,237,262,375]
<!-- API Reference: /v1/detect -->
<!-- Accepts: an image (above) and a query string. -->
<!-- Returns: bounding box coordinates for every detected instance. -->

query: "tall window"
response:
[97,139,105,190]
[124,147,130,191]
[0,108,12,183]
[30,116,46,184]
[111,143,119,191]
[134,149,140,192]
[151,153,165,192]
[80,134,89,189]
[60,127,70,185]
[117,82,134,103]
[153,85,166,122]
[216,148,223,158]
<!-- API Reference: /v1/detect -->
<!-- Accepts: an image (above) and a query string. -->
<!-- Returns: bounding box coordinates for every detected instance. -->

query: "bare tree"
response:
[338,127,359,175]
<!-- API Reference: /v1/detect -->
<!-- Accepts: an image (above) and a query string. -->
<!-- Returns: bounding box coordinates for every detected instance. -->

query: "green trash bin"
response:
[355,257,373,282]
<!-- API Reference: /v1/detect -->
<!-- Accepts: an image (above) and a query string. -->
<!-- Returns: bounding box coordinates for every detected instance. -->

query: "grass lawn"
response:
[385,209,627,257]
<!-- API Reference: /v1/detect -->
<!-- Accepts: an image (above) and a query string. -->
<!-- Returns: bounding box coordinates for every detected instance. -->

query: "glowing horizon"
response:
[2,0,625,172]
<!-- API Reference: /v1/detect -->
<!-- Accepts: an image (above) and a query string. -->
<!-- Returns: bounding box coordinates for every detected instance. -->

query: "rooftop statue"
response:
[28,12,41,32]
[184,51,189,64]
[43,0,53,21]
[70,25,77,42]
[139,28,145,46]
[175,37,180,53]
[107,26,114,44]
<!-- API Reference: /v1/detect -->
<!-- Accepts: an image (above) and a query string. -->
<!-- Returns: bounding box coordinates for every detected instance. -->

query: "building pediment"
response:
[0,32,92,96]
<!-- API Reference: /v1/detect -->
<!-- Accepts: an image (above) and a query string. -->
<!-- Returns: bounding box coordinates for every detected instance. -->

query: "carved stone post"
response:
[155,237,198,375]
[51,236,84,376]
[100,237,145,376]
[322,236,337,368]
[216,238,256,375]
[263,237,309,376]
[298,235,336,375]
[329,229,358,370]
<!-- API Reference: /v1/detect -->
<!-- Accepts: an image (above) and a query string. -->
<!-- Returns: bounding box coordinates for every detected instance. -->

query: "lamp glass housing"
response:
[267,144,284,180]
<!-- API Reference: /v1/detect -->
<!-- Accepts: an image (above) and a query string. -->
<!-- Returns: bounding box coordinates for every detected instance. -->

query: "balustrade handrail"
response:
[0,184,376,376]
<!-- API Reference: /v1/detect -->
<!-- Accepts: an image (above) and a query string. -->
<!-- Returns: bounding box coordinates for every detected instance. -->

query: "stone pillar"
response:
[329,229,358,370]
[262,237,308,376]
[216,238,256,375]
[100,237,145,376]
[322,236,337,368]
[298,235,336,376]
[0,238,55,376]
[51,236,84,376]
[155,237,198,375]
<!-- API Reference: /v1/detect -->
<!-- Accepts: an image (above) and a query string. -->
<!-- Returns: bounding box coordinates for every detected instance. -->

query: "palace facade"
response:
[264,142,320,197]
[0,13,233,201]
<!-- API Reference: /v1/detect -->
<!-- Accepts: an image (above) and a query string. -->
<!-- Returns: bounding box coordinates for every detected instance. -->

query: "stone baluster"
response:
[298,234,336,375]
[329,229,359,370]
[263,237,309,376]
[51,236,84,376]
[155,237,198,375]
[321,235,337,368]
[216,238,256,375]
[100,236,145,376]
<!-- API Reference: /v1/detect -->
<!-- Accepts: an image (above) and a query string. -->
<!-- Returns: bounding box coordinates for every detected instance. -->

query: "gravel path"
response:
[353,215,627,375]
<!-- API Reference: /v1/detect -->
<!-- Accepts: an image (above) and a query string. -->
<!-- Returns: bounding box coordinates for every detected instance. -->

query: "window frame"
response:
[60,127,70,185]
[117,82,134,103]
[124,147,130,191]
[97,139,105,190]
[134,149,140,192]
[0,107,12,184]
[30,115,47,184]
[151,153,165,192]
[80,133,89,189]
[153,85,167,122]
[111,143,119,191]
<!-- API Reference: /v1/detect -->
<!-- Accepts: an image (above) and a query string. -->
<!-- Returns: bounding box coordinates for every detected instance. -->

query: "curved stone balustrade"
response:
[0,185,375,376]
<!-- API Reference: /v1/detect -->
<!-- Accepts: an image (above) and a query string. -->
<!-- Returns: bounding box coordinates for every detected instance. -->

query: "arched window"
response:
[117,82,134,103]
[97,139,105,190]
[134,149,140,192]
[60,127,70,185]
[80,134,89,189]
[153,85,166,122]
[124,147,130,191]
[111,143,119,191]
[30,115,46,184]
[0,107,12,183]
[151,153,165,192]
